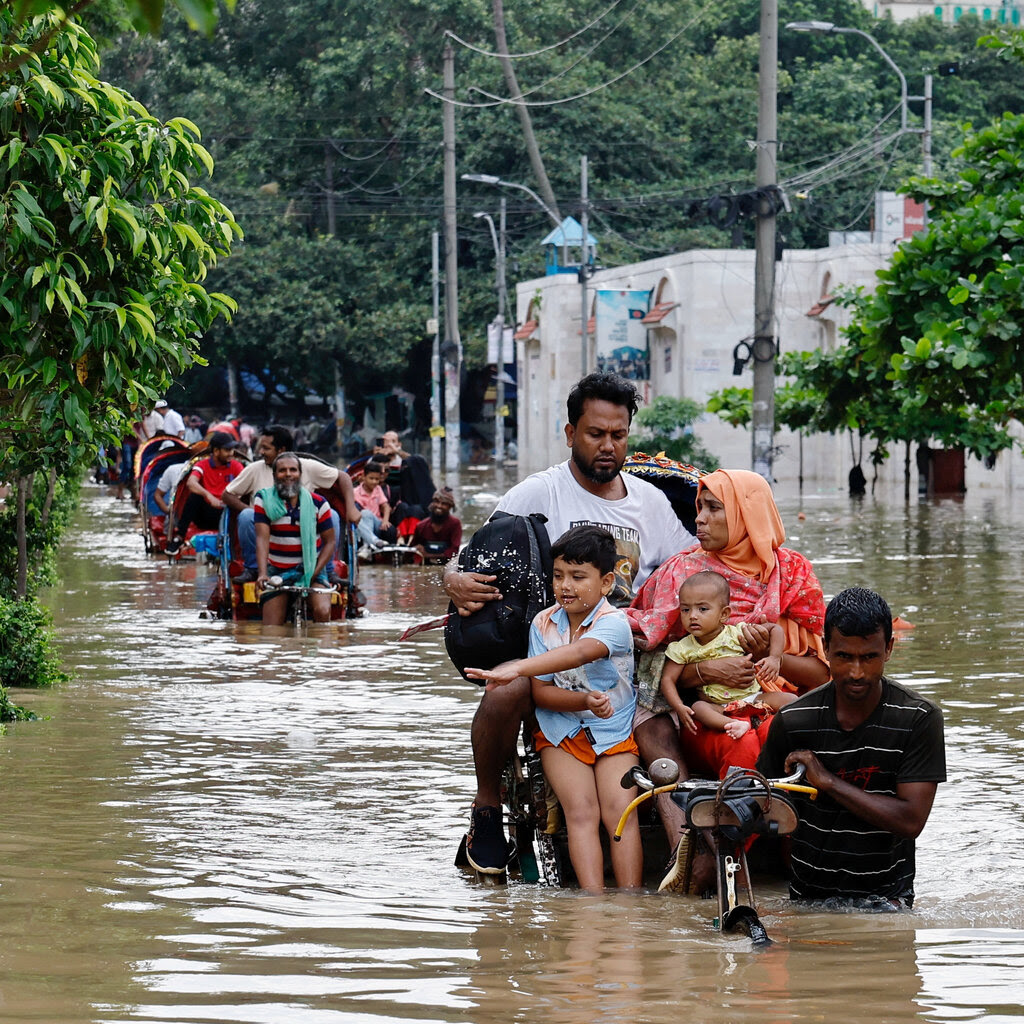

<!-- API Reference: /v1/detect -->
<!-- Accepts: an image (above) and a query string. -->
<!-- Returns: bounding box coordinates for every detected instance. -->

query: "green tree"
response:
[0,11,237,693]
[0,11,239,475]
[628,395,719,470]
[1,0,233,70]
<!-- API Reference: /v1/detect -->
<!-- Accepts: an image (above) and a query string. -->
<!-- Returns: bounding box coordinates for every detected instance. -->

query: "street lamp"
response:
[787,21,910,132]
[461,173,561,228]
[463,165,592,377]
[473,207,509,464]
[786,21,932,182]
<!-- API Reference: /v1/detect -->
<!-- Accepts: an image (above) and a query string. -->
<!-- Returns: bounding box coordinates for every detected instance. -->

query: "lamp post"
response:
[786,21,908,130]
[786,21,931,173]
[787,18,933,233]
[474,204,509,464]
[461,173,561,228]
[462,171,567,269]
[462,163,592,377]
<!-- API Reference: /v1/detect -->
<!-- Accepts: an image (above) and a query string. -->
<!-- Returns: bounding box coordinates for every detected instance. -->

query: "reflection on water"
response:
[0,478,1018,1023]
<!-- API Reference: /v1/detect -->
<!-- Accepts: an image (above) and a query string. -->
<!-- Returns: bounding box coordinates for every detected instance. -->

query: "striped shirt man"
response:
[253,490,332,572]
[757,677,945,904]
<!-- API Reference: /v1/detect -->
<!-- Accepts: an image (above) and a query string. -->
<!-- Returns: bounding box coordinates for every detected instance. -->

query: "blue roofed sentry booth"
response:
[542,216,598,276]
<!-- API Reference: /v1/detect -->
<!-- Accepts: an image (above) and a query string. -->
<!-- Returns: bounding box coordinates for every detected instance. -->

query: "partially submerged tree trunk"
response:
[15,474,32,599]
[40,469,57,529]
[492,0,561,221]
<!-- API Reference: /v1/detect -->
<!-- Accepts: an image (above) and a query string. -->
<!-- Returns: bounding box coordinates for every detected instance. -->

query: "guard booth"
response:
[542,216,598,276]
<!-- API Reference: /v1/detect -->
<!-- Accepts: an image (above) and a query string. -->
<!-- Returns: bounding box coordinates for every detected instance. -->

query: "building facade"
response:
[513,241,1024,492]
[865,0,1024,23]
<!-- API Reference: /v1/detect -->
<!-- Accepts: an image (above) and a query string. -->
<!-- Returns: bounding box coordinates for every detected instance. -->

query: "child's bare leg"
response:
[540,746,605,891]
[760,691,797,711]
[595,752,643,888]
[693,699,750,739]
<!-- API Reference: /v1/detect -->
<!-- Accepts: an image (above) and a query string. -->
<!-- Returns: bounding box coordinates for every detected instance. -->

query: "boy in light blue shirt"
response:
[466,526,641,891]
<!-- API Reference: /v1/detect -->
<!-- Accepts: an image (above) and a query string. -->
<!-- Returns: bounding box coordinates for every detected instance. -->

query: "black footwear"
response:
[165,537,182,555]
[231,567,258,585]
[658,829,692,893]
[465,805,512,874]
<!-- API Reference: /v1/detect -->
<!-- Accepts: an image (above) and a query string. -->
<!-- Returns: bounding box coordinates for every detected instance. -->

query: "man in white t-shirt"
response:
[141,402,165,440]
[222,423,359,583]
[444,373,695,874]
[158,401,186,439]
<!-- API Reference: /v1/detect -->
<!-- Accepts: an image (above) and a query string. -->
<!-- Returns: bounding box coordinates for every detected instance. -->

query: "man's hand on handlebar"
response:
[784,749,831,789]
[443,567,502,617]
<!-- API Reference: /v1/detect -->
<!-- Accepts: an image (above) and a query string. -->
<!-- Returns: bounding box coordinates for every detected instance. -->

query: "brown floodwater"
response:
[1,469,1021,1024]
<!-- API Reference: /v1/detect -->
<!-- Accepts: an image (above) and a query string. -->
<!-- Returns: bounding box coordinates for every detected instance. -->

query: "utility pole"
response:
[495,198,507,464]
[442,41,461,475]
[324,144,337,238]
[431,231,441,475]
[922,73,933,176]
[751,0,778,481]
[491,0,561,222]
[579,155,590,377]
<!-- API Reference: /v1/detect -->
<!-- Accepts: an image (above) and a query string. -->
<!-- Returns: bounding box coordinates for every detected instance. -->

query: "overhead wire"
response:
[443,0,628,59]
[468,0,648,103]
[426,9,708,109]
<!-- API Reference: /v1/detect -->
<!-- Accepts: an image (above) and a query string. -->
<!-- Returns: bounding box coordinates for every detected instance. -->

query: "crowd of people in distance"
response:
[350,430,462,564]
[115,406,463,618]
[449,372,946,907]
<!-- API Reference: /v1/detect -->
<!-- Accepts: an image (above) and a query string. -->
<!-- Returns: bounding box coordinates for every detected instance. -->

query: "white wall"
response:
[513,242,1024,492]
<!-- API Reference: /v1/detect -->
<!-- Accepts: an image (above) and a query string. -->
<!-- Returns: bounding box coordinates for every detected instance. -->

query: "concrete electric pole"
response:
[442,41,461,475]
[751,0,778,481]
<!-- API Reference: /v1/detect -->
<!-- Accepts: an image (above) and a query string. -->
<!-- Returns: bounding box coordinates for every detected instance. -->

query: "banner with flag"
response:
[596,289,650,380]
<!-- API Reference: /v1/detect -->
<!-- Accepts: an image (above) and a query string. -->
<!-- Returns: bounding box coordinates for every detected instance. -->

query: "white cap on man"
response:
[154,399,168,409]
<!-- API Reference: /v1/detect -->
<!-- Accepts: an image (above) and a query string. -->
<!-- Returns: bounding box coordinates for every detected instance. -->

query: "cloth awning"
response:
[806,295,835,317]
[641,301,678,325]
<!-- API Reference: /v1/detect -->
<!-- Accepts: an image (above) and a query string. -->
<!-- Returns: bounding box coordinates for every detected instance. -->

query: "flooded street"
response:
[2,469,1023,1023]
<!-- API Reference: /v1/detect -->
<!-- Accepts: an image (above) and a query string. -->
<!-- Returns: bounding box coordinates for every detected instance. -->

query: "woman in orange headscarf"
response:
[627,469,828,778]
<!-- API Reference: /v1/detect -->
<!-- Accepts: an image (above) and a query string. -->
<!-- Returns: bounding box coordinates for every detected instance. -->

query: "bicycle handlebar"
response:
[612,761,818,842]
[264,575,337,596]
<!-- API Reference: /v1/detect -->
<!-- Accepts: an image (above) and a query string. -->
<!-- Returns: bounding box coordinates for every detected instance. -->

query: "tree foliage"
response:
[797,97,1024,464]
[92,0,1024,423]
[629,395,719,470]
[0,10,238,699]
[1,0,233,71]
[0,10,240,481]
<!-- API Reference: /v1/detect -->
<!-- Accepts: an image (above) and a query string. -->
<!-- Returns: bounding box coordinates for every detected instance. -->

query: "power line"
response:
[426,10,706,110]
[468,0,647,103]
[442,0,628,60]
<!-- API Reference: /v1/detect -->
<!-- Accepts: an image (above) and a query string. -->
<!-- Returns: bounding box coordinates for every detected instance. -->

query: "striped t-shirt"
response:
[757,678,945,903]
[253,491,332,571]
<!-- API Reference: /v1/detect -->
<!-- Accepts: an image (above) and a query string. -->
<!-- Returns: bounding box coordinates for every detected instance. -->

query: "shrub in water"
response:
[0,597,67,691]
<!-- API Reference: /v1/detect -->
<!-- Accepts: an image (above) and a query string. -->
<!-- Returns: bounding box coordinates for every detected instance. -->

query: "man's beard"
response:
[571,447,622,485]
[430,510,449,523]
[276,480,300,499]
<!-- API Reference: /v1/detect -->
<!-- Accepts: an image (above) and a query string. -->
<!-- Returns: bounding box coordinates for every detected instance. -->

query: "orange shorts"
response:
[533,728,639,765]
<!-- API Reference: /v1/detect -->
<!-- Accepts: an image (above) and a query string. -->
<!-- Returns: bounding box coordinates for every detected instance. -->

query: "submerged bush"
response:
[0,597,67,690]
[629,396,720,471]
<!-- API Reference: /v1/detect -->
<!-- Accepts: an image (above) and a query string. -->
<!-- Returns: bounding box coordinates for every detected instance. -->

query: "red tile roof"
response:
[513,319,538,340]
[641,301,678,325]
